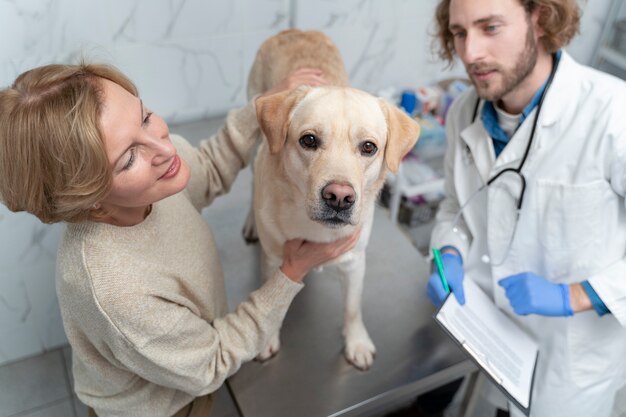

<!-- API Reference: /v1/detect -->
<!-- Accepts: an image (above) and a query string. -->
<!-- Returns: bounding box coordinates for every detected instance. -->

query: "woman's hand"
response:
[261,67,328,97]
[280,229,361,283]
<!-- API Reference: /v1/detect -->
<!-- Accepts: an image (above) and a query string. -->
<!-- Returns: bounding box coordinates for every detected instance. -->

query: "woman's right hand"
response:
[280,229,361,283]
[261,67,328,98]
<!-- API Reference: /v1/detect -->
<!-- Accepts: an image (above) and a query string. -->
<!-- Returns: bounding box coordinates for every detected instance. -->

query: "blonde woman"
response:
[0,63,358,417]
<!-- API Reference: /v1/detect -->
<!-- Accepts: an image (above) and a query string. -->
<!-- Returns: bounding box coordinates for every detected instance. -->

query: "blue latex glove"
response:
[498,272,574,317]
[427,252,465,305]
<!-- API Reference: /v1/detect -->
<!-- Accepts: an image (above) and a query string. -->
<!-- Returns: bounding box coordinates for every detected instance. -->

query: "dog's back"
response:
[247,29,349,99]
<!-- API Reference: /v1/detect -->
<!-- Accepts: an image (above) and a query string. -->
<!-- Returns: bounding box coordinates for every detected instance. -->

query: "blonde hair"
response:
[434,0,581,64]
[0,63,138,223]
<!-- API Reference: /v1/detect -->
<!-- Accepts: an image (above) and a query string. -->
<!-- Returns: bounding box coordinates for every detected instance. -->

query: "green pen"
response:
[432,248,450,294]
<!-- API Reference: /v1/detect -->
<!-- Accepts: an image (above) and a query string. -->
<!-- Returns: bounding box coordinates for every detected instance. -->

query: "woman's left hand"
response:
[262,67,328,97]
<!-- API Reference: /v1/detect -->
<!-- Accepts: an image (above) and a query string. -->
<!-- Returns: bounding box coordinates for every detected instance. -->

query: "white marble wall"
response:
[294,0,464,93]
[0,0,610,366]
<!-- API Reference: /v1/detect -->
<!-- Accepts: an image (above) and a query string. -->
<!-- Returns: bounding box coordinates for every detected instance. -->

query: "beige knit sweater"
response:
[56,101,303,417]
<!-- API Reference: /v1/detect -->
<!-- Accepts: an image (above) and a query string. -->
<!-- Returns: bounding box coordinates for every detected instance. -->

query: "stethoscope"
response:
[467,55,560,212]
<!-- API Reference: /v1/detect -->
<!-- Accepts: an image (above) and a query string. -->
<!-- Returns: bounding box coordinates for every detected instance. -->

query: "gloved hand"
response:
[427,252,465,306]
[498,272,574,317]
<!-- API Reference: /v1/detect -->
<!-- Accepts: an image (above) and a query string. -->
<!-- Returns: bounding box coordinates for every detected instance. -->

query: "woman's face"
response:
[98,78,190,223]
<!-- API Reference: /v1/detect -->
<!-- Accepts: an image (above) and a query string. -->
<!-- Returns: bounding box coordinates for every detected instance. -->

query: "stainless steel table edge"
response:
[329,360,478,417]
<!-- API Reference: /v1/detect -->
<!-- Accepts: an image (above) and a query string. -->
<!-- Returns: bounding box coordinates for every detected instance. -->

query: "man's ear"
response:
[255,85,311,154]
[379,98,421,173]
[530,5,545,38]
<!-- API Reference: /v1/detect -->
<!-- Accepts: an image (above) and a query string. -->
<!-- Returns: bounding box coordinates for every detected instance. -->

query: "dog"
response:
[246,29,420,370]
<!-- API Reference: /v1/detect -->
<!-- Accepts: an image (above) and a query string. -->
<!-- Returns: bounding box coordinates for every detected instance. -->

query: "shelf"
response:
[401,178,445,197]
[386,163,445,225]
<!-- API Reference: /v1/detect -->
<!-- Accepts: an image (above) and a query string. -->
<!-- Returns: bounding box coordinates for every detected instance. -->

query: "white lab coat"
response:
[431,51,626,417]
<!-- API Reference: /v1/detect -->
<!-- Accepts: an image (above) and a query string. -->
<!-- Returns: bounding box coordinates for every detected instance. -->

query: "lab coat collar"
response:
[536,50,578,129]
[460,51,579,177]
[494,51,579,169]
[460,106,496,183]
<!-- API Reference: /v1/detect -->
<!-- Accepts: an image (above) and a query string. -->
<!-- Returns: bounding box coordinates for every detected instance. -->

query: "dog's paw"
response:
[255,334,281,362]
[345,337,376,371]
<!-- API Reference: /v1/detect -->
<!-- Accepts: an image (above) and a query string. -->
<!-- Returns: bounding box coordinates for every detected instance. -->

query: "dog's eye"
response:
[299,134,318,150]
[360,141,378,156]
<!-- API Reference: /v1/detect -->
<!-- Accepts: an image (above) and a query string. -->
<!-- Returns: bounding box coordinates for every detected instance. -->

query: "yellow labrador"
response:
[248,30,420,370]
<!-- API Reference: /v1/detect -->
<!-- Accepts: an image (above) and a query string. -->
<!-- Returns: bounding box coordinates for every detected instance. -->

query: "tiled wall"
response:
[0,0,606,366]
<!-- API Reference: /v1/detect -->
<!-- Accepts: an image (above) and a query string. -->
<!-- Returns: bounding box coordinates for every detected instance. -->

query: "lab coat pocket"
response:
[535,180,603,279]
[567,313,622,388]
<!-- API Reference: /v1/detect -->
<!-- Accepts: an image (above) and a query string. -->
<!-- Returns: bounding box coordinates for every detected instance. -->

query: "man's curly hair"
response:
[433,0,581,64]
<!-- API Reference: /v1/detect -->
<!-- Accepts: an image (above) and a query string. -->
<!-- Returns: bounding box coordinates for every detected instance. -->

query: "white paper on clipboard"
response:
[434,277,539,415]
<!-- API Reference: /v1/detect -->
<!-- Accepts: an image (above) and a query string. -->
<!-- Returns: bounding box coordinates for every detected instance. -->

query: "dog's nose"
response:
[322,183,355,211]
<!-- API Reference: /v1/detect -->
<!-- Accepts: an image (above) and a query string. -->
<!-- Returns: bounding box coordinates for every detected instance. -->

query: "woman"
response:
[0,63,358,417]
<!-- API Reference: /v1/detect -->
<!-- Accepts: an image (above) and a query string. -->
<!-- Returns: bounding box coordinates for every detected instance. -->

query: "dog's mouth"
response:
[310,208,355,228]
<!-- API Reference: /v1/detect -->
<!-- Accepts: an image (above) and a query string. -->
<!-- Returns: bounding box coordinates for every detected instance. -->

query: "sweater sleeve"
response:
[108,269,302,396]
[173,98,261,210]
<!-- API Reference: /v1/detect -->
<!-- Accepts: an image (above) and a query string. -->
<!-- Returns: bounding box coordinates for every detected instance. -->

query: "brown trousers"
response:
[88,394,213,417]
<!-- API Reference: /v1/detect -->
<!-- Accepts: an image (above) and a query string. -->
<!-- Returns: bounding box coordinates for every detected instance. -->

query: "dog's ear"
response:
[256,85,311,154]
[379,98,421,173]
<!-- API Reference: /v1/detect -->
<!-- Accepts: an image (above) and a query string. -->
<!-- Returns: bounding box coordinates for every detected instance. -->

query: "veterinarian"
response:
[0,63,359,417]
[425,0,626,416]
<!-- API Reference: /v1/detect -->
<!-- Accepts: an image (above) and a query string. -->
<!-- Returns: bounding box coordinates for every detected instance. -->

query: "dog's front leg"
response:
[338,251,376,370]
[255,249,283,361]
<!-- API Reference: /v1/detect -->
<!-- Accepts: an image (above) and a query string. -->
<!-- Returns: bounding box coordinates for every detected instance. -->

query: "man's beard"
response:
[468,23,538,103]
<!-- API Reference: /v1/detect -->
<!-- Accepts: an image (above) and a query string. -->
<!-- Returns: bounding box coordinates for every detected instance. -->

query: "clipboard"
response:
[434,278,539,416]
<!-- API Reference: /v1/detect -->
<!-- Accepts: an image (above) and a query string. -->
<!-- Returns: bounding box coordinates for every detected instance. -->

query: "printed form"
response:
[435,277,538,415]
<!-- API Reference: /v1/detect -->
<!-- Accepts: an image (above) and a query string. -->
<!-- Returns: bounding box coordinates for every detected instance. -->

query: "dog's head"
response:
[256,86,420,228]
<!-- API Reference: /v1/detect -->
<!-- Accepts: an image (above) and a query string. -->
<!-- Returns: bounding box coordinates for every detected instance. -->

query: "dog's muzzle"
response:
[311,182,356,228]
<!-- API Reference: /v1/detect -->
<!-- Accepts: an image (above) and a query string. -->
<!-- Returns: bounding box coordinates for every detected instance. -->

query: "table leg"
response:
[456,371,485,417]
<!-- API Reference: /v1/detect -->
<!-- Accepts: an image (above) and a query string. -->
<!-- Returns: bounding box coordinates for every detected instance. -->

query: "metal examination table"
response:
[209,202,477,417]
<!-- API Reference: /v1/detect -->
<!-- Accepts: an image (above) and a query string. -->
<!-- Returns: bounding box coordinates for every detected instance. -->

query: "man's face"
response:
[449,0,539,103]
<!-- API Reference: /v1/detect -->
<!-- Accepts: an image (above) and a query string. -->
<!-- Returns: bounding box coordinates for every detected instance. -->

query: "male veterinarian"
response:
[425,0,626,416]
